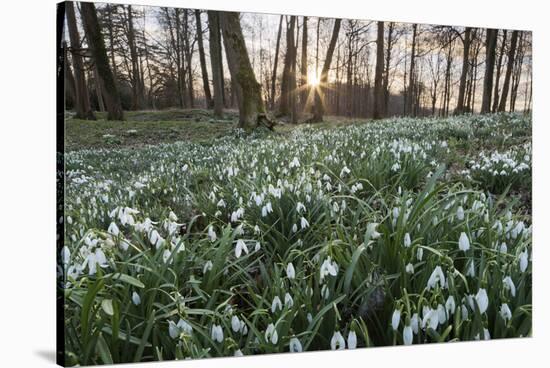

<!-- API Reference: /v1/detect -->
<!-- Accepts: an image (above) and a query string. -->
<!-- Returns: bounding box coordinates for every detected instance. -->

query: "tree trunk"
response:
[81,2,124,120]
[195,10,213,108]
[312,19,341,122]
[64,41,77,109]
[183,10,194,108]
[93,65,105,112]
[66,2,95,120]
[219,12,267,130]
[270,15,284,110]
[481,28,497,113]
[207,11,224,118]
[455,27,471,115]
[279,16,296,117]
[406,24,417,116]
[127,5,143,110]
[510,32,524,112]
[300,16,308,110]
[373,21,385,119]
[492,30,507,112]
[383,22,394,115]
[498,30,518,112]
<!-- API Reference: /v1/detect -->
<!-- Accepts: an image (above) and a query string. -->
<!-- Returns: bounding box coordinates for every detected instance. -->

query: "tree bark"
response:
[492,30,507,112]
[300,16,308,110]
[312,19,341,122]
[195,10,213,109]
[81,2,124,120]
[127,5,143,110]
[66,2,95,120]
[383,22,394,115]
[373,21,385,119]
[498,30,518,112]
[183,10,194,108]
[219,11,267,130]
[406,24,417,116]
[270,15,284,110]
[455,27,471,115]
[481,28,498,114]
[207,11,224,118]
[279,16,297,118]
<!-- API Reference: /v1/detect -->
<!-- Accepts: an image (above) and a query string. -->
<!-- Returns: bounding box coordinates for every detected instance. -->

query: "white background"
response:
[0,0,547,367]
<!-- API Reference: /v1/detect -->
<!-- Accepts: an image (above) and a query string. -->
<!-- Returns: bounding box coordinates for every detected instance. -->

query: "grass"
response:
[59,110,532,365]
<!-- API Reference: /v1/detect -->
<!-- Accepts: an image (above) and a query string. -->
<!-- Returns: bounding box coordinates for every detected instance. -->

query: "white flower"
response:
[499,303,512,322]
[461,304,469,320]
[475,288,489,314]
[254,242,261,252]
[286,262,296,279]
[235,239,249,258]
[231,315,241,333]
[416,247,424,261]
[403,233,412,248]
[403,325,413,345]
[340,166,351,178]
[131,291,141,306]
[108,222,120,236]
[265,323,278,344]
[234,349,243,357]
[347,330,357,349]
[300,217,309,229]
[284,293,294,308]
[292,223,298,233]
[330,331,346,350]
[211,324,224,343]
[271,296,282,313]
[391,309,401,330]
[458,232,470,252]
[296,202,306,214]
[405,263,414,274]
[203,260,213,273]
[410,313,419,334]
[445,296,456,315]
[519,249,529,272]
[289,337,303,352]
[502,276,516,297]
[320,257,339,281]
[61,246,71,265]
[208,226,217,242]
[456,206,464,221]
[162,249,172,264]
[168,321,179,339]
[437,304,446,324]
[427,266,446,290]
[422,308,439,330]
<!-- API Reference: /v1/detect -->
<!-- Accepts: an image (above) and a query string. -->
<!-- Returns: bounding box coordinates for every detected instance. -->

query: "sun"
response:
[308,71,320,87]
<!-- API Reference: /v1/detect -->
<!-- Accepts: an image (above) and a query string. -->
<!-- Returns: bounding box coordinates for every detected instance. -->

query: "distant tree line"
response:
[63,2,532,129]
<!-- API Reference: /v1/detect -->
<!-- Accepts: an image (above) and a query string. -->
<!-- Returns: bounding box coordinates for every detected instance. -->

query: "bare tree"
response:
[481,28,497,113]
[455,27,471,115]
[498,30,518,112]
[312,19,342,122]
[208,11,224,118]
[195,10,213,108]
[66,2,95,120]
[300,16,308,110]
[80,2,124,120]
[270,15,284,110]
[219,11,267,130]
[373,21,385,119]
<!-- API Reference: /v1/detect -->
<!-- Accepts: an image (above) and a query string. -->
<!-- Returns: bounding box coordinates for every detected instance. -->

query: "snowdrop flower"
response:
[458,232,470,252]
[231,315,241,333]
[203,260,213,273]
[292,223,298,233]
[499,242,508,254]
[108,222,120,236]
[410,313,419,334]
[500,303,512,322]
[392,309,401,330]
[461,304,469,320]
[296,202,306,214]
[271,296,282,313]
[422,308,439,330]
[466,259,475,277]
[519,249,529,273]
[300,217,309,229]
[307,313,313,324]
[475,288,489,314]
[427,266,446,290]
[503,276,516,297]
[208,226,217,242]
[445,296,456,315]
[162,249,172,264]
[265,323,278,344]
[347,330,357,349]
[211,324,224,343]
[235,239,248,258]
[61,246,71,265]
[416,247,424,261]
[234,349,243,357]
[403,325,413,345]
[284,293,294,308]
[132,291,141,306]
[456,206,465,221]
[286,262,296,279]
[367,223,381,239]
[403,233,412,248]
[254,242,261,252]
[168,321,179,339]
[289,337,303,352]
[330,331,346,350]
[405,263,414,274]
[437,304,446,324]
[320,257,339,281]
[340,166,351,178]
